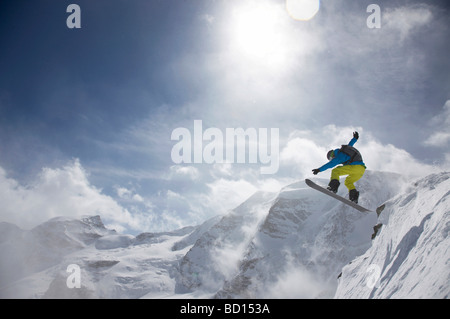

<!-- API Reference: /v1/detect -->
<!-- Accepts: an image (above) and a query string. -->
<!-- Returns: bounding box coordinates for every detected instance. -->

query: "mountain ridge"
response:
[0,170,448,298]
[334,171,450,298]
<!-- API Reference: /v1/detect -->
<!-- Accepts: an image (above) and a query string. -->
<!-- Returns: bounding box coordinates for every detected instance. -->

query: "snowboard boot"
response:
[327,179,340,193]
[349,189,359,204]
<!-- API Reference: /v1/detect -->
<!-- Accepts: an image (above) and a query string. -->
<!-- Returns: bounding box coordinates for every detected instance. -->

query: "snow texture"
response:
[0,171,448,299]
[334,172,450,299]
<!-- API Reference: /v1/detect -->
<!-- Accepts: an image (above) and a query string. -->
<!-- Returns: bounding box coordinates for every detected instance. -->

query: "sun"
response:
[228,1,291,67]
[232,4,279,56]
[286,0,320,21]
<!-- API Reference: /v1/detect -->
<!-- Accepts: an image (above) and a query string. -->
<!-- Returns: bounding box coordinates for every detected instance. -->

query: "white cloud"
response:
[424,100,450,148]
[264,262,331,298]
[2,125,444,236]
[201,178,258,216]
[116,187,132,199]
[0,159,150,232]
[279,125,442,179]
[211,163,233,178]
[359,141,436,177]
[260,251,334,298]
[161,124,445,232]
[425,132,450,148]
[116,185,147,204]
[132,194,144,202]
[200,13,215,25]
[168,165,200,181]
[279,135,326,177]
[384,4,433,41]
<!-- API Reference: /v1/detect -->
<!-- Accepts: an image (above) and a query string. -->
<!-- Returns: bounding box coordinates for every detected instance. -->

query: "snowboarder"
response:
[312,132,366,203]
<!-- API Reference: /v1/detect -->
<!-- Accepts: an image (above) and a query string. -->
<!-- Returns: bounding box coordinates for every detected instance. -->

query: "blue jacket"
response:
[318,137,366,172]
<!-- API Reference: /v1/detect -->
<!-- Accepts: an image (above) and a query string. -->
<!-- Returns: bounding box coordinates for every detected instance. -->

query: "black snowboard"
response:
[305,179,372,213]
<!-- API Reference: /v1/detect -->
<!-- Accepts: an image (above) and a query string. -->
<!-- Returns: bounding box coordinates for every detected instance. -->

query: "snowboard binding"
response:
[349,189,359,204]
[327,179,340,193]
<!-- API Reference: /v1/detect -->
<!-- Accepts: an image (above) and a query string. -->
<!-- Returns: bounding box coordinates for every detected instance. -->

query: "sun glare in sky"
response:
[229,1,293,69]
[286,0,320,21]
[232,4,279,54]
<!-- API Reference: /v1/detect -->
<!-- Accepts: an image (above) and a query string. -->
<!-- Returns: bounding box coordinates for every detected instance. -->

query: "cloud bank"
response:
[1,122,446,234]
[424,100,450,149]
[0,159,140,232]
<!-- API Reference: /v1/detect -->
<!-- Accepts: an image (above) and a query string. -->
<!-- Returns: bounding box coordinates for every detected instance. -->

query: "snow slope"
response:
[179,171,401,298]
[0,215,114,290]
[334,172,450,298]
[0,171,448,299]
[0,216,209,298]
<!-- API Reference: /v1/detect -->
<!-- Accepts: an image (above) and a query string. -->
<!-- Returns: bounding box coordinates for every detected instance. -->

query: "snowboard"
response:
[305,179,372,213]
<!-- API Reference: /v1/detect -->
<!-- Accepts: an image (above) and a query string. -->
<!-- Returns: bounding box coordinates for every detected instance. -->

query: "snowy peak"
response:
[0,215,116,289]
[175,190,277,294]
[178,171,405,298]
[260,196,312,239]
[0,171,448,298]
[0,222,24,243]
[31,215,115,248]
[0,212,219,298]
[334,172,450,298]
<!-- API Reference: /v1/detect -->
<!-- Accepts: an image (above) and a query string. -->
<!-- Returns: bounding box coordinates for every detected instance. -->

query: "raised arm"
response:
[348,131,359,146]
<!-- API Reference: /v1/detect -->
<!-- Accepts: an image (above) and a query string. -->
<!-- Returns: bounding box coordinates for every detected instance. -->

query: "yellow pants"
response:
[330,165,366,191]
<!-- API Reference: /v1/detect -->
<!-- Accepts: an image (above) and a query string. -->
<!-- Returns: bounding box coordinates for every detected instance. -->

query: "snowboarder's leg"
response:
[343,165,365,190]
[331,165,365,203]
[328,165,354,193]
[345,165,365,203]
[330,166,351,183]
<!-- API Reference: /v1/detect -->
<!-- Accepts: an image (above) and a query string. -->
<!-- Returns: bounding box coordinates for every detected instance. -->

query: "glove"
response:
[353,131,359,140]
[312,169,320,175]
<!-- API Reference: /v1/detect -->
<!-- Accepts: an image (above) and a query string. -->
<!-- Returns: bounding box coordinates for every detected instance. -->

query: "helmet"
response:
[327,150,335,161]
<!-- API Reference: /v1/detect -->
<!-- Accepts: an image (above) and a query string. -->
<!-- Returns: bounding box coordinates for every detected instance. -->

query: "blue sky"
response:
[1,0,449,233]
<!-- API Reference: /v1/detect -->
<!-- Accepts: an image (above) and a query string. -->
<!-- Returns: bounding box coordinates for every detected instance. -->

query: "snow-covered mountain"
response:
[177,170,402,298]
[0,215,115,290]
[335,172,450,298]
[0,171,448,298]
